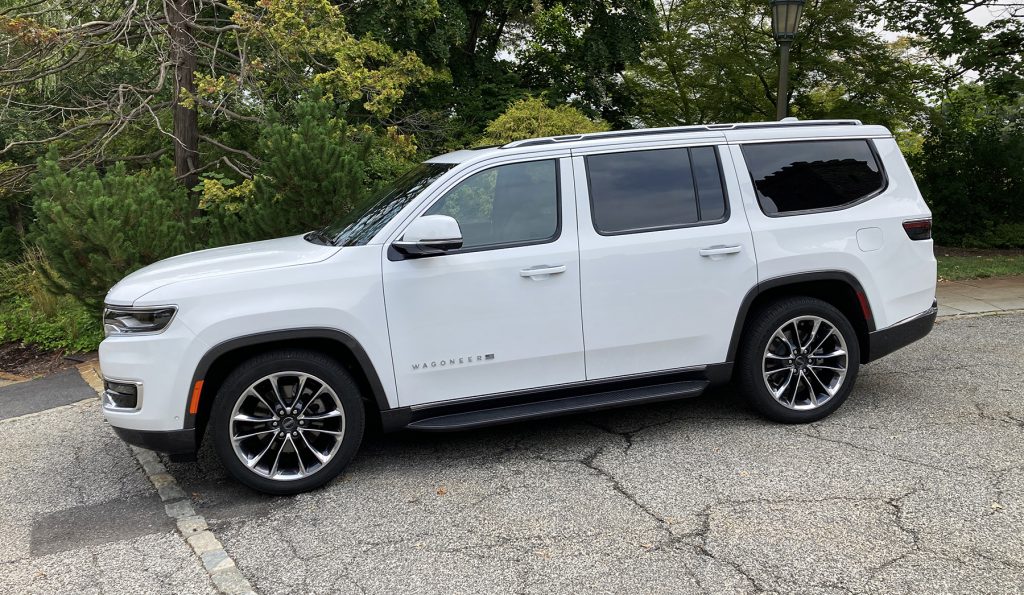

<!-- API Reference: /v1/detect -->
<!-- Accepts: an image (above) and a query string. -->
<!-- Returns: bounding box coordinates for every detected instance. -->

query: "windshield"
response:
[320,163,454,246]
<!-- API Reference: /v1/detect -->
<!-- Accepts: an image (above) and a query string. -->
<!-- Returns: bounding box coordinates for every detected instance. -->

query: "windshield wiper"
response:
[304,229,337,246]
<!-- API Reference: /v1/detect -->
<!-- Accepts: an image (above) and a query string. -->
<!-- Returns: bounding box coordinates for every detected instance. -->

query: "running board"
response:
[405,380,709,432]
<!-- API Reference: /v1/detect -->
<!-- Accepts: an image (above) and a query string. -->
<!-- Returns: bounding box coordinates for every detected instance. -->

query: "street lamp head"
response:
[770,0,805,42]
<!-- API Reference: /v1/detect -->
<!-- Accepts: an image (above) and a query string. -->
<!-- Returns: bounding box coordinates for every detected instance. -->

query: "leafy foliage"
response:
[0,248,104,352]
[226,0,435,118]
[911,86,1024,247]
[0,294,103,352]
[866,0,1024,94]
[625,0,935,129]
[514,1,658,125]
[477,97,610,145]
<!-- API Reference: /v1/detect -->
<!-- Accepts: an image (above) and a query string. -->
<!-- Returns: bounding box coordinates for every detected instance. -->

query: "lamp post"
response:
[770,0,805,120]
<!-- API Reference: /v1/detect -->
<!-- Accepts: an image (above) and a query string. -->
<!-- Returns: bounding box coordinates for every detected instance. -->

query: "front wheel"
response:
[737,297,861,423]
[211,349,365,495]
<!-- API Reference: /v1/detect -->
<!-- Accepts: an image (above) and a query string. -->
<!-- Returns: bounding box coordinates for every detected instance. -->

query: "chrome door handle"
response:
[698,245,742,257]
[520,265,567,278]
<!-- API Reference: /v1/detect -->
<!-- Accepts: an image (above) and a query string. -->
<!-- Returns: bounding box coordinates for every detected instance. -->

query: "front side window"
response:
[741,140,885,216]
[586,146,728,235]
[424,160,559,250]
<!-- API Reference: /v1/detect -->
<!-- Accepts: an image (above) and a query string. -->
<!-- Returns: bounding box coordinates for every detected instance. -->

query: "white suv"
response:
[100,119,937,494]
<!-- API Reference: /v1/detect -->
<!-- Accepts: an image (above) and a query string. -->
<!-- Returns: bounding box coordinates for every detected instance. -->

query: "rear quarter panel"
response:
[728,136,936,330]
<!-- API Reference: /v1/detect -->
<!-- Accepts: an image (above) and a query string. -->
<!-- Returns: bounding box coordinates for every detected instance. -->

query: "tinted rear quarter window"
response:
[586,146,728,234]
[741,140,885,216]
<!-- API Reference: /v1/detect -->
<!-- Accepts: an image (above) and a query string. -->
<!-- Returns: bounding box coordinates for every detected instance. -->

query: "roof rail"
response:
[501,118,863,149]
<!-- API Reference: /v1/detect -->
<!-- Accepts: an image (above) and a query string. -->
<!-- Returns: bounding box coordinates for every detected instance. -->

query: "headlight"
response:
[103,306,177,336]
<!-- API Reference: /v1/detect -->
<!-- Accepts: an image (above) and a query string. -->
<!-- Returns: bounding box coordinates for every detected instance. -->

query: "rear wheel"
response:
[737,297,860,423]
[211,349,365,495]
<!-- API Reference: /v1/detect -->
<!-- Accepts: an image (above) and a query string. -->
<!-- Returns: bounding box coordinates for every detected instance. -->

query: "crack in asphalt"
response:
[885,485,924,550]
[573,437,785,593]
[580,446,681,548]
[974,403,1024,430]
[57,314,1019,593]
[566,415,981,595]
[419,393,1022,595]
[789,424,964,475]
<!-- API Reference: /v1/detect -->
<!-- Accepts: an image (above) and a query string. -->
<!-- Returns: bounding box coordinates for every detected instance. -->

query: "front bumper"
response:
[99,317,207,436]
[111,426,197,456]
[864,300,938,362]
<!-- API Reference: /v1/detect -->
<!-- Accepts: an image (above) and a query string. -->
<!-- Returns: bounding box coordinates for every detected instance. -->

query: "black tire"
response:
[211,349,365,495]
[736,296,861,423]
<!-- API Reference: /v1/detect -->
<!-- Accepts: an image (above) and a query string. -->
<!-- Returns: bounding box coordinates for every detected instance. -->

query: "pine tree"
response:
[31,154,196,307]
[246,101,371,239]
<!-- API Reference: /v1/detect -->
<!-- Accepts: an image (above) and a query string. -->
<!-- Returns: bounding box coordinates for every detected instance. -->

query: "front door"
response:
[572,142,757,379]
[382,156,585,407]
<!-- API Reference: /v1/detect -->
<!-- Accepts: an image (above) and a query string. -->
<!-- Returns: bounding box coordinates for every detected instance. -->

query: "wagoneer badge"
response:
[413,354,494,371]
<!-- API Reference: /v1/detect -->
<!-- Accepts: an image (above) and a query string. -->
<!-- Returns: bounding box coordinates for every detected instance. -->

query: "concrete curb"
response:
[130,446,257,595]
[935,308,1024,322]
[75,362,257,595]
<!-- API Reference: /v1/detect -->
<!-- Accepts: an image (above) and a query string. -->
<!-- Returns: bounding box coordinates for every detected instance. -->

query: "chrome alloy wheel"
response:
[229,372,346,481]
[762,315,849,411]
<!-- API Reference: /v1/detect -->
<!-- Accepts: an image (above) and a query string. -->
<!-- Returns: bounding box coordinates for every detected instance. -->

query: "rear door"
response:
[572,140,757,379]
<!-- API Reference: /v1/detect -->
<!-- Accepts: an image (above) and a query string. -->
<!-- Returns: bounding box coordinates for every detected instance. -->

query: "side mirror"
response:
[393,215,463,258]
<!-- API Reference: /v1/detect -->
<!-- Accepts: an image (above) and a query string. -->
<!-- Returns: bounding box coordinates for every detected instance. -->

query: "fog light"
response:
[103,380,141,410]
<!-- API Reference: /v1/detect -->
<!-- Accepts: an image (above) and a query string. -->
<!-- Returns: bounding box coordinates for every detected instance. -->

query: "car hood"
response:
[105,234,341,306]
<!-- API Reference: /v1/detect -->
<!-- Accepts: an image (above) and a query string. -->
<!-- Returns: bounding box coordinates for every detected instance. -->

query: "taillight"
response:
[903,219,932,241]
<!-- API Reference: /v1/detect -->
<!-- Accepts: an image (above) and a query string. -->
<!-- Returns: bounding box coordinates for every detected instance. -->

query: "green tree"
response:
[199,99,417,244]
[514,0,658,125]
[30,155,196,307]
[867,0,1024,95]
[624,0,936,129]
[344,1,657,148]
[0,0,433,195]
[912,85,1024,247]
[477,97,610,144]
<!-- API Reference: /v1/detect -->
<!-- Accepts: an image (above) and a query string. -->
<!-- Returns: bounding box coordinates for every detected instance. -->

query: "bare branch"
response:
[199,134,258,163]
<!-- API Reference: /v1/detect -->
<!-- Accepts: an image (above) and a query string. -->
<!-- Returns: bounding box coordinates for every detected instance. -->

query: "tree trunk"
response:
[6,201,24,236]
[167,0,199,192]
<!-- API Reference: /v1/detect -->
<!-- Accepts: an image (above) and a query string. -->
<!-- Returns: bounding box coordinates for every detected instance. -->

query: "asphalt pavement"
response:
[1,311,1022,594]
[0,368,97,420]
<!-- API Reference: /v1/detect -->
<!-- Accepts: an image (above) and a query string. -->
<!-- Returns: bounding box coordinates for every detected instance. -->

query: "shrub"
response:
[0,295,103,352]
[477,97,610,145]
[0,249,103,352]
[30,155,198,308]
[975,223,1024,249]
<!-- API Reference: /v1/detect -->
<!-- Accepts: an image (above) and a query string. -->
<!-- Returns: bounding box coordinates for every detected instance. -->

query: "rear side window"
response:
[586,146,728,235]
[741,140,885,216]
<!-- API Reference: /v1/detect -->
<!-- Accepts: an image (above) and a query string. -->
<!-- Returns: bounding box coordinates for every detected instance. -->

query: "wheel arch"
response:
[728,271,875,365]
[184,328,391,448]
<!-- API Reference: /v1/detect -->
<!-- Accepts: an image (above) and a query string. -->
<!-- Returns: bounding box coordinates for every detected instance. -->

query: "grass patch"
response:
[937,253,1024,281]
